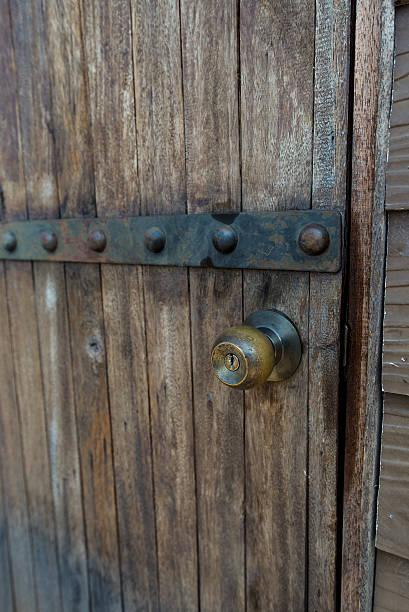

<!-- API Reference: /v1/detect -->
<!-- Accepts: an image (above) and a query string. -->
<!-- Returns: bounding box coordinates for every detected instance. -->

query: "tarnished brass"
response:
[211,309,302,390]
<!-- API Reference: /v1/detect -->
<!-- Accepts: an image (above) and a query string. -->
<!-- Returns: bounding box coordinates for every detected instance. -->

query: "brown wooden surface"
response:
[131,3,198,609]
[386,5,409,211]
[180,0,245,609]
[0,1,353,610]
[383,212,409,394]
[240,2,312,608]
[309,1,349,607]
[374,550,409,611]
[377,394,409,560]
[342,0,394,610]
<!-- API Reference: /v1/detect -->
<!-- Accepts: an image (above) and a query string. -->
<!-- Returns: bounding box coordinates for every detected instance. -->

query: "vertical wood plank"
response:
[309,0,350,608]
[0,4,36,610]
[66,263,122,611]
[0,471,13,612]
[130,1,199,608]
[7,1,63,609]
[179,0,245,609]
[33,2,92,609]
[80,1,158,609]
[240,1,314,608]
[342,0,394,609]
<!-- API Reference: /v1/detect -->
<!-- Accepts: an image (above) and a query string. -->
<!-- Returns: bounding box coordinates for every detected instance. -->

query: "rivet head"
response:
[40,231,58,252]
[2,231,17,252]
[144,226,166,253]
[212,225,238,254]
[298,224,330,256]
[87,229,107,252]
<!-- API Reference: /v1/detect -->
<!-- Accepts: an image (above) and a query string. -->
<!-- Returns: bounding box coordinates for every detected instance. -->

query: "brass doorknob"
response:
[211,309,302,390]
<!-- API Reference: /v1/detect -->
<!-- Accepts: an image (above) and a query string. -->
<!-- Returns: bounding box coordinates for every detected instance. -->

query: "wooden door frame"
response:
[342,0,395,609]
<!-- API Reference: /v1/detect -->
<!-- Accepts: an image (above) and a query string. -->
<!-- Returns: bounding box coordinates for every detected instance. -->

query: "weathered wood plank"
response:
[0,5,37,610]
[179,1,244,609]
[0,471,13,612]
[7,1,64,608]
[65,263,121,611]
[80,0,158,609]
[374,550,409,611]
[386,5,409,210]
[309,0,350,608]
[342,0,394,609]
[376,393,409,560]
[130,1,198,609]
[383,213,409,394]
[240,1,314,607]
[32,2,93,609]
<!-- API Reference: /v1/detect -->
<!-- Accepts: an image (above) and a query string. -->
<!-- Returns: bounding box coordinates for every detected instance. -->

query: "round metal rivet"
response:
[87,229,107,252]
[144,226,166,253]
[298,223,330,256]
[212,225,238,254]
[2,231,17,252]
[40,231,58,252]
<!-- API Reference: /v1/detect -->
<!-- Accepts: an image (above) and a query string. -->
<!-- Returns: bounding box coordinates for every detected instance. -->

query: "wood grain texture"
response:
[7,1,64,609]
[180,0,244,609]
[376,394,409,560]
[0,471,13,612]
[80,1,158,609]
[342,0,394,609]
[34,2,92,609]
[66,263,122,611]
[0,5,37,611]
[130,2,198,609]
[383,212,409,394]
[240,1,314,608]
[386,5,409,210]
[374,550,409,611]
[308,1,350,608]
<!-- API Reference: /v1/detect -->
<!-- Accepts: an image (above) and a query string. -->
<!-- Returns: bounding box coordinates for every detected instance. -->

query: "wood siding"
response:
[375,3,409,608]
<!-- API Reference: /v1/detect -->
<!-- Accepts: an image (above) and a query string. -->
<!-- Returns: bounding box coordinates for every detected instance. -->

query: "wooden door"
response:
[0,1,350,610]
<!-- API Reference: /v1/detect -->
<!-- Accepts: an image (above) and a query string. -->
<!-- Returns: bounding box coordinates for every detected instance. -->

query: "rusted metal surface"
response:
[0,211,342,272]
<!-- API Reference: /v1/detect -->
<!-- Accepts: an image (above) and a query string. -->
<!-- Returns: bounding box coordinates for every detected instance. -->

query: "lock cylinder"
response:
[211,310,302,390]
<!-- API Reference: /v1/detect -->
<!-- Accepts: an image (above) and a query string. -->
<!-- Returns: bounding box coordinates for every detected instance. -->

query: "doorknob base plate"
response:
[244,310,302,382]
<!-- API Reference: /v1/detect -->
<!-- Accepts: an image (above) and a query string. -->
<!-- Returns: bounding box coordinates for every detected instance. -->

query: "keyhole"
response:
[225,353,240,372]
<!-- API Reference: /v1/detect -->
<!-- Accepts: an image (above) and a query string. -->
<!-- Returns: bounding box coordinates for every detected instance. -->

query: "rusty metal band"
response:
[0,211,342,272]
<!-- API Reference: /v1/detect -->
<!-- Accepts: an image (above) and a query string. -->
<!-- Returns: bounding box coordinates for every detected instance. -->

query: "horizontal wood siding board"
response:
[383,212,409,394]
[386,5,409,210]
[373,549,409,610]
[377,393,409,559]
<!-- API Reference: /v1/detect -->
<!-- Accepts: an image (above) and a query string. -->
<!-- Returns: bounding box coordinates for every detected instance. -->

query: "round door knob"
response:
[211,309,302,390]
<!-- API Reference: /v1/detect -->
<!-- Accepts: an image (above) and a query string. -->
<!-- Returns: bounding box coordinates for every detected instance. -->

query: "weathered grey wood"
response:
[383,213,409,394]
[0,472,13,612]
[130,1,198,609]
[309,0,350,608]
[376,393,409,560]
[386,5,409,210]
[7,1,64,609]
[373,550,409,611]
[34,2,92,609]
[240,1,314,607]
[66,263,122,611]
[80,1,158,609]
[0,5,37,610]
[179,0,244,609]
[342,0,394,609]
